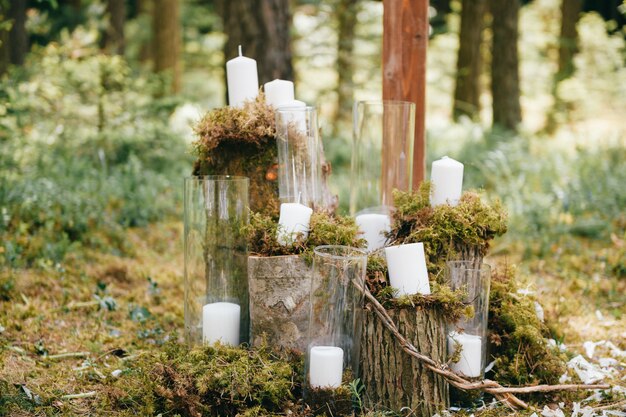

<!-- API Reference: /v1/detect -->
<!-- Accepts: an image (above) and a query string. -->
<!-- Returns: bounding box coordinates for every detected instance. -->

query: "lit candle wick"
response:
[238,44,242,56]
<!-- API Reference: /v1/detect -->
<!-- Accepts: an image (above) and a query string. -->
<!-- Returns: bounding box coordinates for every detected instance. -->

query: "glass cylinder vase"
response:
[304,245,367,411]
[276,106,325,209]
[446,261,491,406]
[184,176,250,346]
[350,100,416,215]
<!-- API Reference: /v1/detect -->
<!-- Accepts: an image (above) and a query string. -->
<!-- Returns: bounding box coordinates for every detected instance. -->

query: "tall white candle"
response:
[226,45,259,107]
[355,213,391,252]
[431,156,464,207]
[277,202,313,245]
[309,346,344,389]
[264,79,295,107]
[447,331,483,378]
[384,243,431,296]
[202,302,240,346]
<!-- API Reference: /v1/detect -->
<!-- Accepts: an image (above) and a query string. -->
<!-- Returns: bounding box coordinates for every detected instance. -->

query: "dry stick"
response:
[60,391,97,400]
[45,351,91,360]
[354,281,611,410]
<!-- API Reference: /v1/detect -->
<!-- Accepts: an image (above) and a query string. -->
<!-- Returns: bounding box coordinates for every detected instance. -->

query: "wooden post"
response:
[383,0,429,188]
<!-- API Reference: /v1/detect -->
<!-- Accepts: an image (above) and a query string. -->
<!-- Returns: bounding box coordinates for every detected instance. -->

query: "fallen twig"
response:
[45,351,91,360]
[60,391,97,400]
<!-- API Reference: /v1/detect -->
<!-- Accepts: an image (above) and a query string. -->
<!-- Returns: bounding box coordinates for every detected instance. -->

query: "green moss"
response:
[390,183,508,279]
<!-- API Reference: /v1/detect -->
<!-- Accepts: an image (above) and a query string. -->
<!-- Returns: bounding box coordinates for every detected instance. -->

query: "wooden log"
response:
[360,306,449,415]
[248,255,311,351]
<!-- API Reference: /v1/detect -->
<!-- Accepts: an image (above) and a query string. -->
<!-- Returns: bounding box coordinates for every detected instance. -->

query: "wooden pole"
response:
[383,0,428,188]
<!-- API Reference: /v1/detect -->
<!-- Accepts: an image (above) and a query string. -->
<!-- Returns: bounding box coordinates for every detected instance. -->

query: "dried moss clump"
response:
[245,211,366,259]
[101,341,299,416]
[488,266,567,387]
[390,183,508,279]
[192,95,280,215]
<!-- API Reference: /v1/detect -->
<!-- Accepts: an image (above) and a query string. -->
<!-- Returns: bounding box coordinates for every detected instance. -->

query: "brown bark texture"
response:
[8,0,28,66]
[453,0,486,121]
[557,0,582,80]
[0,26,9,77]
[360,306,450,415]
[102,0,126,55]
[153,0,181,93]
[217,0,293,86]
[248,255,311,351]
[334,0,359,133]
[490,0,522,131]
[383,0,428,188]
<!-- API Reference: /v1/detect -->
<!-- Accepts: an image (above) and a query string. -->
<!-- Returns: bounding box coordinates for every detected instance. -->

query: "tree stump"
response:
[248,255,311,351]
[360,306,449,415]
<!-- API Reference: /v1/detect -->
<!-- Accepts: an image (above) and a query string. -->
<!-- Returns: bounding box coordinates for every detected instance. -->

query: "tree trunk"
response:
[360,306,449,415]
[217,0,293,87]
[453,0,486,121]
[153,0,181,93]
[0,27,9,77]
[490,0,522,131]
[137,0,153,63]
[8,0,28,66]
[333,0,359,136]
[557,0,582,80]
[102,0,126,55]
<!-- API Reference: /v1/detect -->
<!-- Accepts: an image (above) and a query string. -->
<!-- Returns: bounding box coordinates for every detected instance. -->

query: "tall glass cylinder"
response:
[276,106,324,209]
[184,176,250,346]
[350,100,416,215]
[305,246,367,406]
[446,261,491,405]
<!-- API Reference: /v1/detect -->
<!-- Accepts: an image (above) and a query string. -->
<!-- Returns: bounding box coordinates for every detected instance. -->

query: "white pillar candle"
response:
[277,99,307,133]
[202,302,240,346]
[447,331,483,378]
[277,202,313,245]
[264,79,295,107]
[430,156,464,207]
[355,213,391,252]
[226,45,259,107]
[309,346,344,389]
[384,243,431,296]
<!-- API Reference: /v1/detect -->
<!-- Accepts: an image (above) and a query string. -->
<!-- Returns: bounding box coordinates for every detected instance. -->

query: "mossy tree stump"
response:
[360,306,449,415]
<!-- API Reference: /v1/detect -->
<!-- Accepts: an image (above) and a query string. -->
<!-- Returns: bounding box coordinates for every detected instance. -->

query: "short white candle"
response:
[309,346,344,389]
[226,45,259,107]
[277,202,313,245]
[384,243,431,296]
[202,302,240,346]
[277,99,307,133]
[431,156,464,206]
[447,331,483,378]
[264,79,295,107]
[355,213,391,252]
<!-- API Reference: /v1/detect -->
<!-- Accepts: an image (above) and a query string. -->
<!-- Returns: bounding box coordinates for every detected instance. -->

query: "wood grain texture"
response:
[383,0,428,187]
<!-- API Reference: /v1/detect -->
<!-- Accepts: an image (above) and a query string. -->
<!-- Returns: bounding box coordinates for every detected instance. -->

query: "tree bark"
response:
[8,0,28,66]
[453,0,486,121]
[557,0,582,80]
[153,0,181,93]
[217,0,293,87]
[360,306,449,415]
[102,0,126,55]
[490,0,522,131]
[333,0,359,135]
[0,27,9,77]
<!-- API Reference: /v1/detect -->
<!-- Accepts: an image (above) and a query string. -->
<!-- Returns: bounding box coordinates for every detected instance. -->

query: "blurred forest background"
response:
[0,0,625,414]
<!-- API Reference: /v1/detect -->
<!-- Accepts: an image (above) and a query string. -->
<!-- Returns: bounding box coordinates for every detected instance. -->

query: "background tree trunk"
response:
[0,27,9,77]
[333,0,359,135]
[102,0,126,55]
[453,0,486,121]
[153,0,181,93]
[8,0,28,66]
[217,0,293,87]
[490,0,522,131]
[360,306,449,415]
[557,0,582,80]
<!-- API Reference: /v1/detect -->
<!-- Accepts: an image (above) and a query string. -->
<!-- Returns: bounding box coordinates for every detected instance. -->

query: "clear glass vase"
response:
[183,176,250,346]
[276,106,325,209]
[446,261,491,406]
[350,100,416,215]
[304,245,367,410]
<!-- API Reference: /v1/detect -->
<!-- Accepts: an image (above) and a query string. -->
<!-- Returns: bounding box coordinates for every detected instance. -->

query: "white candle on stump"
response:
[264,79,295,107]
[355,212,391,252]
[431,156,464,207]
[202,302,241,346]
[384,243,431,296]
[226,45,259,107]
[448,331,483,378]
[277,202,313,245]
[309,346,344,389]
